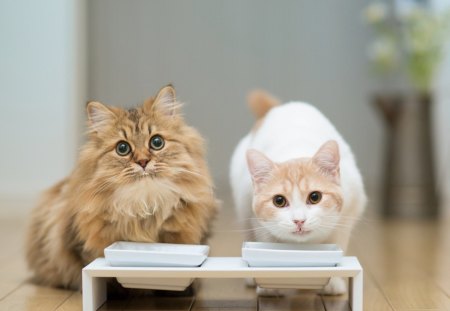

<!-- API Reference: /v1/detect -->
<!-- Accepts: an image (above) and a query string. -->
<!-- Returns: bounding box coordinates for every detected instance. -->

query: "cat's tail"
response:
[247,90,281,120]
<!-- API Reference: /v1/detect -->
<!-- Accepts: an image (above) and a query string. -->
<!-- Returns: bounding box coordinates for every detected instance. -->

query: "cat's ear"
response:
[145,85,180,116]
[86,101,117,132]
[312,140,340,182]
[246,149,275,187]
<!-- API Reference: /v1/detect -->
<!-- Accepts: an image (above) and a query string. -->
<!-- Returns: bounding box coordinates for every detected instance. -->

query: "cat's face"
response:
[246,141,343,243]
[84,86,202,193]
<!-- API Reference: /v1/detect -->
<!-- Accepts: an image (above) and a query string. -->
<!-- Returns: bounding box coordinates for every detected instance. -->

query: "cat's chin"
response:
[289,233,316,242]
[270,230,325,243]
[132,171,156,180]
[292,231,311,238]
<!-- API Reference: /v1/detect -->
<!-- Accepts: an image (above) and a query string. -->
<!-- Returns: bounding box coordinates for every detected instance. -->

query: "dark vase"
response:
[374,93,439,218]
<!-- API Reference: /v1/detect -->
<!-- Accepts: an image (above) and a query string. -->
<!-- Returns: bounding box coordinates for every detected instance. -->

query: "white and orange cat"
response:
[26,85,218,290]
[230,91,367,295]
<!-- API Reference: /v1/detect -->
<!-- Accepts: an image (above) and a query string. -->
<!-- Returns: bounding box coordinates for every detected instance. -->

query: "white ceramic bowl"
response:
[116,277,195,291]
[243,242,342,289]
[104,241,209,267]
[105,241,209,291]
[255,277,330,290]
[242,242,343,267]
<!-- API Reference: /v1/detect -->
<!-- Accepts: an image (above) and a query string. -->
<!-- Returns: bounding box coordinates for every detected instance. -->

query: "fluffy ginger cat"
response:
[230,91,366,295]
[26,85,218,290]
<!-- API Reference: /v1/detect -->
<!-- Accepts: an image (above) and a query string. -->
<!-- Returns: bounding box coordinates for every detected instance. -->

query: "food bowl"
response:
[242,242,343,267]
[104,241,209,267]
[104,241,209,291]
[116,276,195,291]
[242,242,343,289]
[255,277,330,290]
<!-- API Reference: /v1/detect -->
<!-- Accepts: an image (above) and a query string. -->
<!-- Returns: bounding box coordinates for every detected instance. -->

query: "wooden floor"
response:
[0,197,449,311]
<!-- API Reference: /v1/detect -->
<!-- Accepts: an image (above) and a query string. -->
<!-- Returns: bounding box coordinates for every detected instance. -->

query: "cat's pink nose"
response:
[137,159,149,169]
[293,219,305,228]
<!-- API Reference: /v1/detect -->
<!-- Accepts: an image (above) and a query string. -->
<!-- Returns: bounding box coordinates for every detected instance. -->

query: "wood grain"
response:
[1,199,449,310]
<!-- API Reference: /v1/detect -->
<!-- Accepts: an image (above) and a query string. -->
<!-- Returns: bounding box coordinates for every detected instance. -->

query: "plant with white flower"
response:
[363,1,450,93]
[368,36,399,74]
[364,2,388,25]
[401,7,450,92]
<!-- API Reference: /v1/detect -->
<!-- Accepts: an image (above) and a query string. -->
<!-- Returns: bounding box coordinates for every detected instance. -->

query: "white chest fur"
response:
[111,178,182,220]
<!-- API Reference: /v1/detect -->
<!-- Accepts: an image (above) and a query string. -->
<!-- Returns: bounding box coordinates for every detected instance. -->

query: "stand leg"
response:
[349,272,363,311]
[82,270,107,311]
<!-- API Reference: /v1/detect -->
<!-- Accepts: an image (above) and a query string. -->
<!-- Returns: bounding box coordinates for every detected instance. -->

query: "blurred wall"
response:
[88,0,383,199]
[0,0,86,200]
[435,54,450,217]
[1,0,448,215]
[434,0,450,216]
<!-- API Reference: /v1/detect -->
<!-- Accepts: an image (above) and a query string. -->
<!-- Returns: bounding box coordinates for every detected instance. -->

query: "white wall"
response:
[435,57,450,217]
[433,0,450,216]
[2,0,445,215]
[88,0,382,197]
[0,0,86,199]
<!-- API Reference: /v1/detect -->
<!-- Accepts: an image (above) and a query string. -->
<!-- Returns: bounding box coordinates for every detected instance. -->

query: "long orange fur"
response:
[26,85,219,289]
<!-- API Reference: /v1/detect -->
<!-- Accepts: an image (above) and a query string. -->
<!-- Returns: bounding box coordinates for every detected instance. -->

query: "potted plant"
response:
[363,1,450,218]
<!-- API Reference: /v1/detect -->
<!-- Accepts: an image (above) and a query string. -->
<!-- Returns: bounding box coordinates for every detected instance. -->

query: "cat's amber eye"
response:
[308,191,322,204]
[149,135,165,150]
[116,141,131,156]
[273,195,288,208]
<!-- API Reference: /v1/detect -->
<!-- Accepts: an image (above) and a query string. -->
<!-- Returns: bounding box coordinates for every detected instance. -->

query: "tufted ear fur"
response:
[144,85,181,116]
[246,149,275,188]
[312,140,340,183]
[86,101,117,133]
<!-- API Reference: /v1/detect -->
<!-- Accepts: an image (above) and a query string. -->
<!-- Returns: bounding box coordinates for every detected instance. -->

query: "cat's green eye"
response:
[116,141,131,156]
[149,135,165,150]
[273,195,288,208]
[308,191,322,204]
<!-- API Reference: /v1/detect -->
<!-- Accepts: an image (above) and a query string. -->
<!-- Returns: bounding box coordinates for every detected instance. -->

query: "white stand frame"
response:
[82,256,362,311]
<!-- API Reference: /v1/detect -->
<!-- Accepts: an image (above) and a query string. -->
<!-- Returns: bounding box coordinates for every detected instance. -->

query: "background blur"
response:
[1,0,449,217]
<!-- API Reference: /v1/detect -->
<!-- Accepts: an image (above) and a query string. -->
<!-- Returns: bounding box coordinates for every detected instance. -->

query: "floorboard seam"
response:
[0,280,25,302]
[352,241,396,311]
[319,294,328,311]
[53,291,75,311]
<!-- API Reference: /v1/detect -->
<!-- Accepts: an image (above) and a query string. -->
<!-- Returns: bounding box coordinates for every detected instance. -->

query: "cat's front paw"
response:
[245,277,256,288]
[256,286,284,297]
[322,277,347,295]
